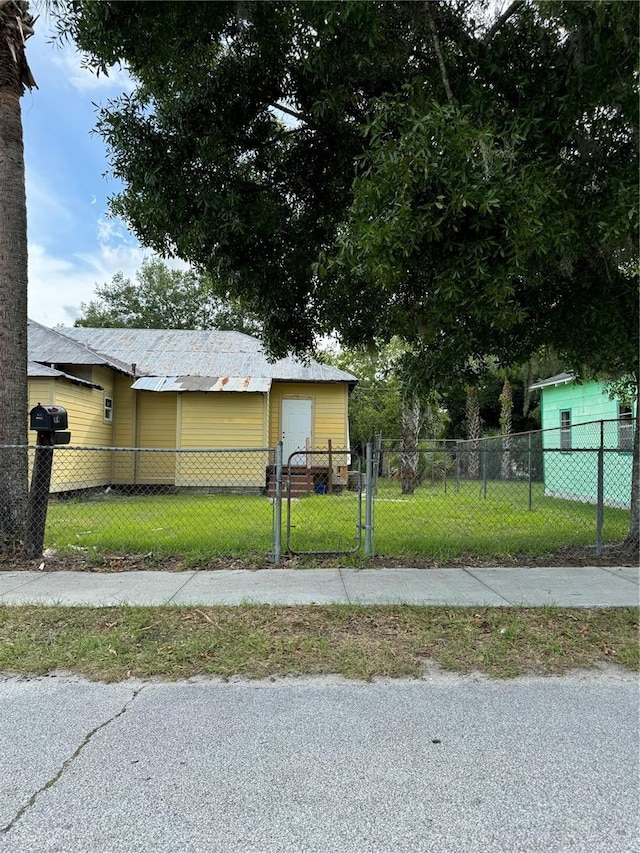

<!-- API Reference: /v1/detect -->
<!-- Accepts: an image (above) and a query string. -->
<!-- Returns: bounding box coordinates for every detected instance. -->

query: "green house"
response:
[529,374,636,509]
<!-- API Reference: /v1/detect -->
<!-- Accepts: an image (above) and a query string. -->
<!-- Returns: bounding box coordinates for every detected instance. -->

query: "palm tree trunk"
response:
[465,386,481,479]
[400,395,421,495]
[0,2,35,548]
[499,377,513,480]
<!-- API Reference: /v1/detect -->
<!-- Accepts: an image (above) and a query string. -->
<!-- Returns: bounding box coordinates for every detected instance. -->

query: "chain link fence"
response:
[21,446,277,562]
[0,418,635,562]
[372,419,634,558]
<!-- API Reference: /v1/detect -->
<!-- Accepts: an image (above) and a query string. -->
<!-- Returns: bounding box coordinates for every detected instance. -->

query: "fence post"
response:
[273,441,283,565]
[443,443,447,494]
[482,444,488,499]
[373,434,382,495]
[365,442,373,556]
[596,421,604,556]
[455,441,460,493]
[528,432,533,511]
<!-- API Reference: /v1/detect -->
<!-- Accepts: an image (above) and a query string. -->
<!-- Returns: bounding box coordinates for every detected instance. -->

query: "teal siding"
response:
[539,380,635,508]
[541,381,622,434]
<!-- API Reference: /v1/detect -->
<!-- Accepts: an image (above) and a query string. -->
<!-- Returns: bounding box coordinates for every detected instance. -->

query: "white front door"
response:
[282,399,312,464]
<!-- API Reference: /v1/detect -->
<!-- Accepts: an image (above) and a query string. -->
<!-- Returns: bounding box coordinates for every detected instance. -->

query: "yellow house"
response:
[27,321,357,492]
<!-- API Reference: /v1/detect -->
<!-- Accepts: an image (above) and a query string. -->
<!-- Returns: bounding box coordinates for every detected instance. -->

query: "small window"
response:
[560,410,571,450]
[104,397,113,422]
[618,404,633,451]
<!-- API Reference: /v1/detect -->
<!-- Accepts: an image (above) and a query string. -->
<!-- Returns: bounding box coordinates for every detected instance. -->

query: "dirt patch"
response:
[0,542,637,573]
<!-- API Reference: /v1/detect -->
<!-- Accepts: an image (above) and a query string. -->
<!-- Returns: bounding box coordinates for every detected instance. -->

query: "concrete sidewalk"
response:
[0,565,638,607]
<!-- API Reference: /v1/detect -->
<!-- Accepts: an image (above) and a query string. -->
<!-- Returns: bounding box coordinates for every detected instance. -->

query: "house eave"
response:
[529,373,576,392]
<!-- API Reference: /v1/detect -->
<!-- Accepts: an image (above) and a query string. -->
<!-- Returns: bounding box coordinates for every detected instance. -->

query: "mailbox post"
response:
[25,404,71,558]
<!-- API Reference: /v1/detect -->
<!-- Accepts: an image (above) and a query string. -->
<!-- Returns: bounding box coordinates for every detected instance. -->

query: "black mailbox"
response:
[30,403,69,432]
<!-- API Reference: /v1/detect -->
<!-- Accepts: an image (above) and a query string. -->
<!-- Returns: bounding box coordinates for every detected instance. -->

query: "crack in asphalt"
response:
[0,686,144,838]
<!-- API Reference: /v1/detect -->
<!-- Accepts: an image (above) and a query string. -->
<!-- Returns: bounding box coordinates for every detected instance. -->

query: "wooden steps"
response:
[265,465,343,497]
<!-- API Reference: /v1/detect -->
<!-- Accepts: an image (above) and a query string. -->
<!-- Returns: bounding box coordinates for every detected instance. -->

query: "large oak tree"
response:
[60,0,638,541]
[60,1,637,362]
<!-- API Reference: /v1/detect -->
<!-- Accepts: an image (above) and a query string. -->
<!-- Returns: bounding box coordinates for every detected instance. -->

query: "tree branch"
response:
[270,101,306,123]
[425,4,454,103]
[481,0,525,46]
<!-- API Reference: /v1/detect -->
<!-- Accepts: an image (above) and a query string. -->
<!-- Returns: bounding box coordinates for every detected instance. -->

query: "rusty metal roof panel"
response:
[63,327,357,383]
[131,376,272,393]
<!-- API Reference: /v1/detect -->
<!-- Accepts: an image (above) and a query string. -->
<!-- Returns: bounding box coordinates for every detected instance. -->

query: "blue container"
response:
[314,483,326,495]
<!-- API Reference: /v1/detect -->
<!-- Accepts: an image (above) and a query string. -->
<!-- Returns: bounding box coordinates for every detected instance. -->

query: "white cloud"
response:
[49,43,135,94]
[28,240,143,328]
[28,215,191,329]
[25,168,75,242]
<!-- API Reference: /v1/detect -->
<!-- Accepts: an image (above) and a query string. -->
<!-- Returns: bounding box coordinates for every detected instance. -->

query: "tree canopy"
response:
[75,257,261,334]
[61,0,638,380]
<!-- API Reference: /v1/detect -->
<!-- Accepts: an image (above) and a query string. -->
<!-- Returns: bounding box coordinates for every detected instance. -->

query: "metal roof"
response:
[28,320,132,374]
[529,372,575,391]
[27,360,102,389]
[62,327,357,384]
[131,376,272,393]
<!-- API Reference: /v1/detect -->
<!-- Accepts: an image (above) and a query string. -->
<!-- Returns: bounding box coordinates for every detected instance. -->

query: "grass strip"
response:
[0,605,637,681]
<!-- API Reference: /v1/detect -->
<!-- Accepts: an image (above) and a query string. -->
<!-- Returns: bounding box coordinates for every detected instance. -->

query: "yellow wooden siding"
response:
[135,392,178,484]
[28,379,54,409]
[113,374,136,447]
[111,374,137,483]
[269,383,349,448]
[177,393,268,487]
[28,377,113,491]
[91,366,115,445]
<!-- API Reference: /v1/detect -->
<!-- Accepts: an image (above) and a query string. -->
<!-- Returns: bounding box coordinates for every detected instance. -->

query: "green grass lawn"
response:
[45,492,276,563]
[371,478,629,558]
[43,478,630,564]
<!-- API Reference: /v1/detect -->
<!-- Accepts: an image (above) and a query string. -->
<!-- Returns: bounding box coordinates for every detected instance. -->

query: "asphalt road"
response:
[0,670,638,852]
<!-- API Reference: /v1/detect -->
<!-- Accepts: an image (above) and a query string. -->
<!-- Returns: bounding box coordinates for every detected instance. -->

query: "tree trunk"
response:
[522,360,533,417]
[0,5,33,549]
[499,377,513,480]
[465,386,481,479]
[400,395,421,495]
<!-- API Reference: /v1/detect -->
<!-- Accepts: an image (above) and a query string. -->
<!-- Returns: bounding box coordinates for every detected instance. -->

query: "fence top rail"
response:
[374,445,632,454]
[379,415,636,448]
[23,445,277,454]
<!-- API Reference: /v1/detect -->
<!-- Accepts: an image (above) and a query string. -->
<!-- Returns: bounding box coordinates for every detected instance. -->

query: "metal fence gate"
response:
[281,448,364,556]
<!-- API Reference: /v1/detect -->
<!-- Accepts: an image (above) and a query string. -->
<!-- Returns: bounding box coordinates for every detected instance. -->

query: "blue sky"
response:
[22,25,172,328]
